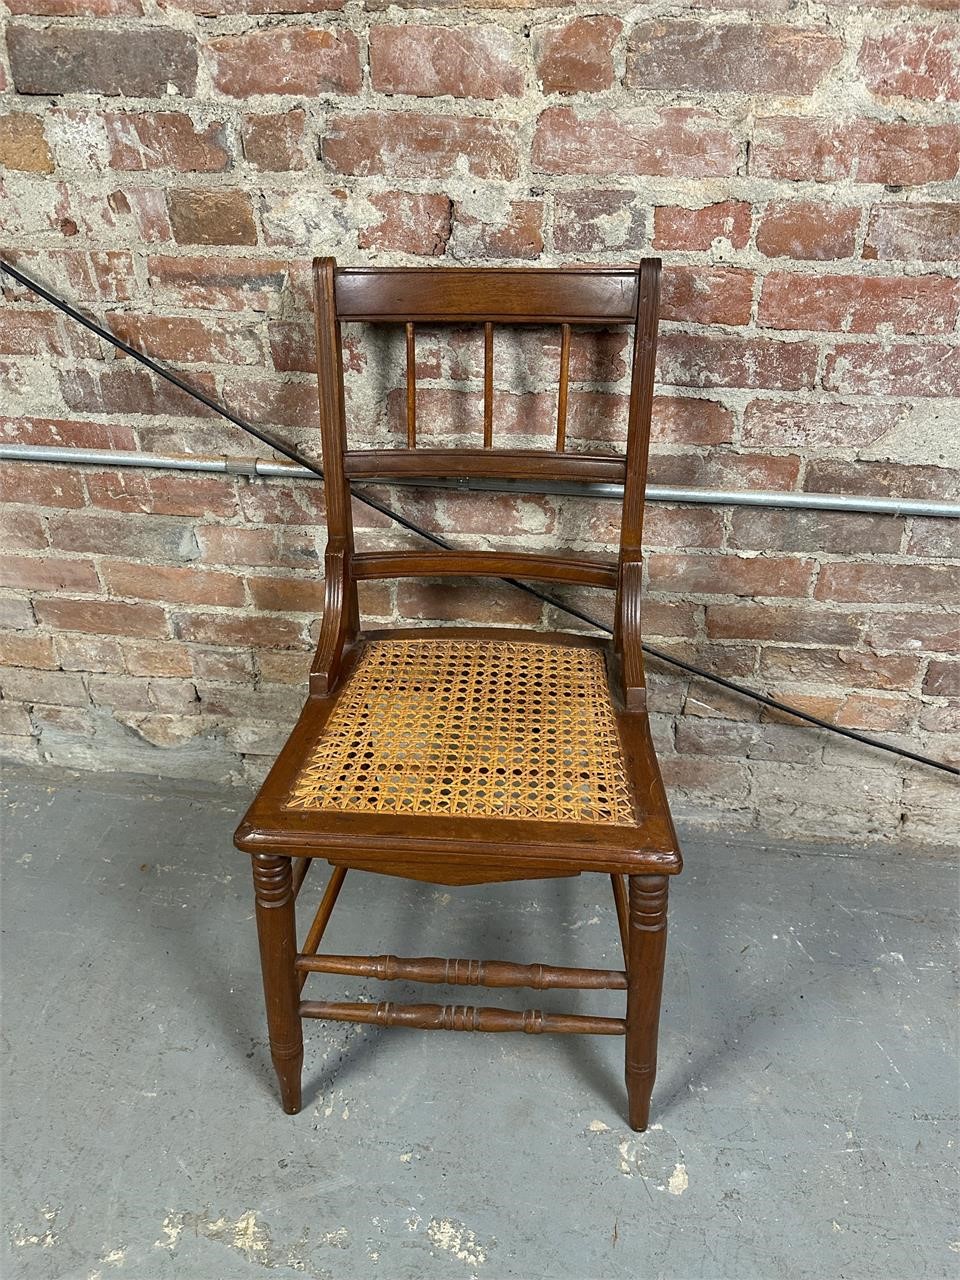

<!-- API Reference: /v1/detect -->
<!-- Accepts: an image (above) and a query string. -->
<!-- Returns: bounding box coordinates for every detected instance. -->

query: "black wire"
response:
[2,256,956,778]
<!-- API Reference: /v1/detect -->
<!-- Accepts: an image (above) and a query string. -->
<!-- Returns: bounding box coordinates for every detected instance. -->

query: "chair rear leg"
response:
[625,874,669,1132]
[252,854,303,1114]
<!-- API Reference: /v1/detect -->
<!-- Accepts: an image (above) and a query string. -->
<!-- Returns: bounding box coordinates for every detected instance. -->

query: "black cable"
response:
[2,256,956,778]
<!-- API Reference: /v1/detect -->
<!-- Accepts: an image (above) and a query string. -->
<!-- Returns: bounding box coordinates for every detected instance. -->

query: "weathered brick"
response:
[907,517,960,559]
[241,110,307,171]
[728,507,904,555]
[758,272,959,334]
[627,21,841,94]
[56,633,124,673]
[924,659,957,698]
[0,112,53,172]
[658,334,818,390]
[532,107,739,177]
[167,189,258,246]
[863,203,960,262]
[47,511,198,562]
[106,313,264,366]
[1,667,89,707]
[122,640,192,676]
[60,367,219,419]
[860,25,960,101]
[370,25,523,98]
[756,201,860,260]
[536,16,622,93]
[220,374,320,432]
[33,597,168,638]
[804,460,959,502]
[198,526,317,569]
[0,598,36,630]
[247,574,326,613]
[649,553,814,598]
[0,630,58,669]
[164,0,341,11]
[652,397,734,445]
[452,200,544,260]
[706,602,861,645]
[84,470,237,519]
[651,451,801,492]
[172,610,306,648]
[661,266,754,326]
[0,506,47,552]
[823,343,960,397]
[7,25,197,96]
[101,111,231,172]
[652,200,751,251]
[1,416,135,449]
[741,400,903,452]
[751,117,960,184]
[815,563,960,605]
[147,254,294,312]
[3,249,137,301]
[0,552,100,593]
[359,192,453,256]
[324,112,520,179]
[553,189,647,254]
[102,560,245,606]
[0,463,85,509]
[760,646,919,691]
[397,579,542,625]
[205,29,361,97]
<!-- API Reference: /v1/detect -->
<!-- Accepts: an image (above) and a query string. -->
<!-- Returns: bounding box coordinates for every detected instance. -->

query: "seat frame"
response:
[235,259,682,1131]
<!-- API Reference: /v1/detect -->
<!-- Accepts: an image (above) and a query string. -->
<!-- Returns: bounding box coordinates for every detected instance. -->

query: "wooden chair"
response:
[234,259,682,1130]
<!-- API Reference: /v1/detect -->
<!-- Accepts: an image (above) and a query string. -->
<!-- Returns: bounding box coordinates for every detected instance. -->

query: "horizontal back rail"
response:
[352,550,617,589]
[335,267,640,324]
[344,448,627,484]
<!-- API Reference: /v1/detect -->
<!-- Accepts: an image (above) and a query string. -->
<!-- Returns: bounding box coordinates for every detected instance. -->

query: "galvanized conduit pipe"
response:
[2,444,958,519]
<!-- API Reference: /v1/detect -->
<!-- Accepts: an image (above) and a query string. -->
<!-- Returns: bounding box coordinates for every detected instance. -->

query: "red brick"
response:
[823,343,960,397]
[728,507,903,555]
[359,192,452,256]
[7,25,197,96]
[536,16,622,93]
[756,201,860,260]
[0,553,100,593]
[0,463,85,509]
[103,560,245,606]
[652,200,751,251]
[860,25,960,101]
[751,117,960,184]
[324,111,520,179]
[99,111,231,171]
[0,311,100,359]
[924,659,957,697]
[661,266,754,326]
[553,189,647,254]
[242,110,307,171]
[370,25,523,98]
[106,188,173,244]
[164,0,341,11]
[658,334,818,390]
[106,314,264,366]
[452,200,544,260]
[197,526,317,568]
[220,375,320,432]
[863,203,960,262]
[397,579,542,626]
[84,471,237,518]
[627,21,841,93]
[205,29,361,97]
[236,479,326,526]
[648,451,801,492]
[1,416,136,450]
[532,106,739,178]
[192,648,254,681]
[122,641,192,676]
[815,562,960,605]
[172,610,306,648]
[0,112,53,172]
[706,602,861,645]
[804,459,959,502]
[618,506,725,549]
[3,249,136,302]
[60,367,219,419]
[0,506,47,552]
[765,690,916,733]
[652,397,734,446]
[56,633,124,672]
[34,597,168,638]
[0,630,58,669]
[8,0,141,11]
[167,189,257,246]
[760,645,919,690]
[741,400,903,452]
[759,272,959,334]
[267,321,314,374]
[254,650,309,684]
[649,553,813,598]
[147,255,294,312]
[248,575,326,612]
[907,518,960,559]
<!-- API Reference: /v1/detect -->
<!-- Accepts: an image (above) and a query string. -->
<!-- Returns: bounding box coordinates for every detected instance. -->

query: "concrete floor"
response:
[1,764,957,1280]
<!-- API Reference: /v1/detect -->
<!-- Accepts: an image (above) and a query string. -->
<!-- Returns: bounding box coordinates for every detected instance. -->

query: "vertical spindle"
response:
[483,321,493,448]
[556,323,571,452]
[405,321,416,448]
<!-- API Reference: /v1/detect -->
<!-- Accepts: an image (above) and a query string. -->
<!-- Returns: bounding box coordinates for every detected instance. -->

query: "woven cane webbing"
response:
[285,639,637,825]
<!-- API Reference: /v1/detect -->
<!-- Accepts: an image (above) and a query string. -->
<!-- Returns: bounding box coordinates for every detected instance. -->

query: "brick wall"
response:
[1,0,958,847]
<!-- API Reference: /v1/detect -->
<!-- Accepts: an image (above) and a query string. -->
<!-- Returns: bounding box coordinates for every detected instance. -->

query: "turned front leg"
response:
[625,874,669,1132]
[252,854,303,1114]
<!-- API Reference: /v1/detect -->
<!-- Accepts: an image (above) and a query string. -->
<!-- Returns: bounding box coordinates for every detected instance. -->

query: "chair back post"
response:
[310,256,359,695]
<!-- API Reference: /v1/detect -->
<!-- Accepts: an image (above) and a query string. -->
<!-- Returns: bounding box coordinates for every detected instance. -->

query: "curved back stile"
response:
[308,258,662,712]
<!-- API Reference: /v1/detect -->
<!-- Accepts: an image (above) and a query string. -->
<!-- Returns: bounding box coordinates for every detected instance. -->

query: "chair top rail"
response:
[333,266,641,324]
[343,448,628,484]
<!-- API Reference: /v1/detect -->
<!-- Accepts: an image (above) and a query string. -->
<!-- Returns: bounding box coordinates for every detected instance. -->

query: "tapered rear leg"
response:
[625,874,668,1132]
[252,854,303,1114]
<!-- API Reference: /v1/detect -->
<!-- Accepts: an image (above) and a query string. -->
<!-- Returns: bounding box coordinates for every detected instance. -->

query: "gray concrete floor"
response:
[1,763,957,1280]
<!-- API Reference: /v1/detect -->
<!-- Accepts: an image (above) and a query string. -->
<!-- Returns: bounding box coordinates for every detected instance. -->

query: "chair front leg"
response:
[625,874,669,1132]
[252,854,303,1114]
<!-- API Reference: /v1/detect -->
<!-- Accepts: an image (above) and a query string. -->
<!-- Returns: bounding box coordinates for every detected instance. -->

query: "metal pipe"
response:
[2,444,957,519]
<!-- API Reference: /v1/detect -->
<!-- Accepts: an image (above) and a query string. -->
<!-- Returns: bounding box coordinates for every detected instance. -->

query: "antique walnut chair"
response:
[234,259,682,1130]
